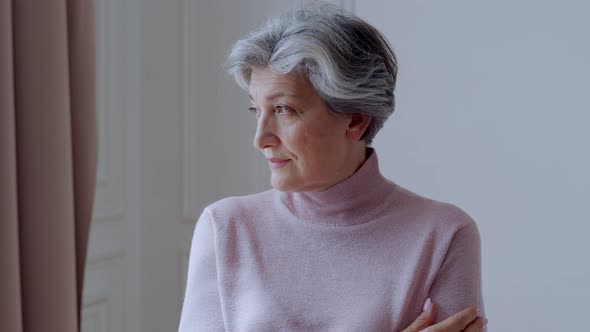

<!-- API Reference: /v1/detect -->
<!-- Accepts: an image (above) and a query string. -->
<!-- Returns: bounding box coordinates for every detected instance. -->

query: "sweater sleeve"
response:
[178,208,225,332]
[427,215,487,331]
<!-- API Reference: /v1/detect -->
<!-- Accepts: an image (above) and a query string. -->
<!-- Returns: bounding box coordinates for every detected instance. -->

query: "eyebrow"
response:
[249,91,299,102]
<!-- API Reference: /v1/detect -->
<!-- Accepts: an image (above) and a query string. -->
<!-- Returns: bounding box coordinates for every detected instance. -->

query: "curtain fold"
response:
[0,0,23,330]
[0,0,97,331]
[66,1,97,327]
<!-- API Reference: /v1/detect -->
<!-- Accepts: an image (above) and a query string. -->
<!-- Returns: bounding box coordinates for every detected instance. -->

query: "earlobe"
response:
[346,114,371,142]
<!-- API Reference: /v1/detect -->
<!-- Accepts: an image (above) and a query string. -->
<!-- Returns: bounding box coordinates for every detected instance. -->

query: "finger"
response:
[462,316,485,332]
[434,307,478,330]
[400,298,437,332]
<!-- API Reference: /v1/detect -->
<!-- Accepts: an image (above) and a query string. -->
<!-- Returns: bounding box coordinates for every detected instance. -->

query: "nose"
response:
[253,111,280,150]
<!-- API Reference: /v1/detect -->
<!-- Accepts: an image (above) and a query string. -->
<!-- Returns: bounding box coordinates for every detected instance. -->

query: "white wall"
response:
[359,1,589,331]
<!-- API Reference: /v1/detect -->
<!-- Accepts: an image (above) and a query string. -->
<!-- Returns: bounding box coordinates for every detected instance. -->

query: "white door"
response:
[82,0,142,331]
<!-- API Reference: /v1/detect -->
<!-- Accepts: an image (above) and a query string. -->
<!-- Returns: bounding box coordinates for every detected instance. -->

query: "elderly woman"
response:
[179,4,487,332]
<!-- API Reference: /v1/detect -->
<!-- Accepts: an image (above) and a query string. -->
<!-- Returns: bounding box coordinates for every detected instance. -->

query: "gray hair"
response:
[225,3,398,145]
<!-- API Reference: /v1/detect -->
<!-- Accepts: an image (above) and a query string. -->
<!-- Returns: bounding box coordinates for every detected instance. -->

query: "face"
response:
[248,67,364,192]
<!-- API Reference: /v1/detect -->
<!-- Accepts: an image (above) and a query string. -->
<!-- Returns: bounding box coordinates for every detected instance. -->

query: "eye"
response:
[275,104,293,115]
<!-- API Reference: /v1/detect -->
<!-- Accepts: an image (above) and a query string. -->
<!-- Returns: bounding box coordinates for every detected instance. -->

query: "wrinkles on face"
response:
[248,67,353,192]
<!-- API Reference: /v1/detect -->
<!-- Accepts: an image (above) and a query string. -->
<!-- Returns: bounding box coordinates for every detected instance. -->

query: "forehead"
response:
[248,68,312,101]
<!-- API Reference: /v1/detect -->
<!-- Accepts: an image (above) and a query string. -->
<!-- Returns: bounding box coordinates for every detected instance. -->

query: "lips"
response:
[266,158,290,169]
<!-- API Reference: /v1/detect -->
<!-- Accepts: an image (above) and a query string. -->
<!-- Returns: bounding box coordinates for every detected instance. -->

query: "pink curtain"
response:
[0,0,97,331]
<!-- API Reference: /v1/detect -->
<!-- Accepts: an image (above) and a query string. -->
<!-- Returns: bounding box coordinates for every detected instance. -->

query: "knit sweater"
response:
[178,149,486,331]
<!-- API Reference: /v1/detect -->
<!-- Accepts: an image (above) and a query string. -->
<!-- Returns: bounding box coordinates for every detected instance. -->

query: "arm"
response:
[427,215,487,331]
[178,208,225,331]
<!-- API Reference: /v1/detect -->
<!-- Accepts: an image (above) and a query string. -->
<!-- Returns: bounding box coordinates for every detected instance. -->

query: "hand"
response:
[401,298,487,332]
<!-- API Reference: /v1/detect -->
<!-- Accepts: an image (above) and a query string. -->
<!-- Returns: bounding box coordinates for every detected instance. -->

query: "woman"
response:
[179,4,487,332]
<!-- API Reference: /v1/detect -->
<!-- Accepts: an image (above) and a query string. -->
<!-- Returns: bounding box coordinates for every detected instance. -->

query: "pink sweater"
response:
[179,149,486,331]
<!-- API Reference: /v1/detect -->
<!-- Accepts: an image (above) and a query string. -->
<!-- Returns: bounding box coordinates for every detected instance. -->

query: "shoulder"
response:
[389,185,482,268]
[203,189,277,228]
[393,184,478,235]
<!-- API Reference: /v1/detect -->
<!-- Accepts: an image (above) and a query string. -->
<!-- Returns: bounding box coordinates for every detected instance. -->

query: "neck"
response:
[313,144,368,192]
[349,143,369,172]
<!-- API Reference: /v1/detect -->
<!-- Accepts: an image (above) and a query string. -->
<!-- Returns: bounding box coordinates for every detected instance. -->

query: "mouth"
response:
[267,158,290,169]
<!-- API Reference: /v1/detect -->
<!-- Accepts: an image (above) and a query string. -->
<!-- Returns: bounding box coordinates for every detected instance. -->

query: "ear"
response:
[345,113,372,142]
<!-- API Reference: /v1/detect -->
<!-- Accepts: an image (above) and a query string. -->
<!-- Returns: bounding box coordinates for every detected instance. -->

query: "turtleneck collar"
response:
[277,148,398,227]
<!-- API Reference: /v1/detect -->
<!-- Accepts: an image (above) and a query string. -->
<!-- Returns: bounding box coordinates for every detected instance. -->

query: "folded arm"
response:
[427,214,487,331]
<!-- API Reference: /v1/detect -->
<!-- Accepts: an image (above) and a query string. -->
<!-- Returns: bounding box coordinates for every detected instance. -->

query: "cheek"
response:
[296,125,336,167]
[304,120,344,151]
[281,116,344,163]
[278,121,309,153]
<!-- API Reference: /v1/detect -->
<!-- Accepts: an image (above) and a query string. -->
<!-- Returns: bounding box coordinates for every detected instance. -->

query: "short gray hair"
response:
[225,3,398,145]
